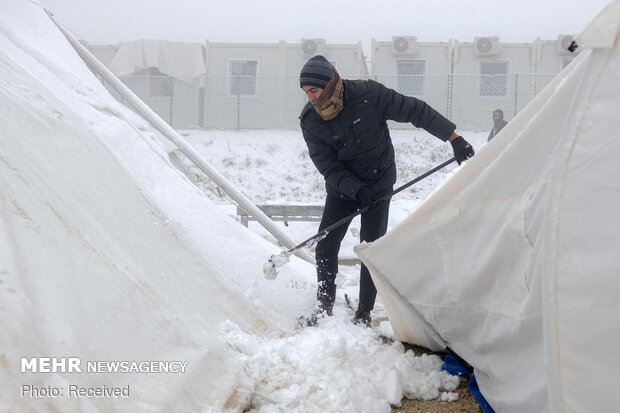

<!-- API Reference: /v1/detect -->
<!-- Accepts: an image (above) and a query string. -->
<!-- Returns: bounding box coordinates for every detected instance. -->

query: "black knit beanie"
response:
[299,55,333,88]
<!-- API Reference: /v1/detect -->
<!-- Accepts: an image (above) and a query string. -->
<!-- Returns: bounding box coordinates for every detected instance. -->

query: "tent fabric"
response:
[0,3,314,411]
[355,1,620,412]
[576,0,620,48]
[108,39,207,82]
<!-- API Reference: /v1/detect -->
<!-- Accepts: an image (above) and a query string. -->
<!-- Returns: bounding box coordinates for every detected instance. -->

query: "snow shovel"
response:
[263,157,457,279]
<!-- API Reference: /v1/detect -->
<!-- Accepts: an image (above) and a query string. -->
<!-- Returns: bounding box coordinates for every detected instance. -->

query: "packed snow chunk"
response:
[263,252,290,279]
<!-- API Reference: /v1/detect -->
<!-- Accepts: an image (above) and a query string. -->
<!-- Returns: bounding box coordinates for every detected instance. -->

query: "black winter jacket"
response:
[300,79,456,201]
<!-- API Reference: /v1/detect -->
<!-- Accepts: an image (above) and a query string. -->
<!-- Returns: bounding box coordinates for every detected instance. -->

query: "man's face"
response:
[493,112,502,122]
[303,86,323,103]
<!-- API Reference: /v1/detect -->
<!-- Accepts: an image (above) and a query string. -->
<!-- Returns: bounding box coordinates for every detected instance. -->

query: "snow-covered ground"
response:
[174,128,487,329]
[178,129,487,262]
[0,2,491,412]
[175,129,488,412]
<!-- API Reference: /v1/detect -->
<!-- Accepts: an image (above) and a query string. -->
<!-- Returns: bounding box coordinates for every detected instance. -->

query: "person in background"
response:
[298,55,475,327]
[487,109,508,142]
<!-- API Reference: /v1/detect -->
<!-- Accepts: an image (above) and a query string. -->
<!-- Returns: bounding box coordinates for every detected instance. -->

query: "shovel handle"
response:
[281,157,457,257]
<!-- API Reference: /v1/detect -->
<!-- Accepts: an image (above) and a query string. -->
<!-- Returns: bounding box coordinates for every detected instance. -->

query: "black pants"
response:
[315,189,391,313]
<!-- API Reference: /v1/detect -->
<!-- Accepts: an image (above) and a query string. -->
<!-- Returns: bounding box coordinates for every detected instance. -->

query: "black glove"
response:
[357,187,375,209]
[450,136,475,165]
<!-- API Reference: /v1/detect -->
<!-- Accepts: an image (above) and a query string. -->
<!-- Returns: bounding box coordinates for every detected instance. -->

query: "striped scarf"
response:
[311,69,344,121]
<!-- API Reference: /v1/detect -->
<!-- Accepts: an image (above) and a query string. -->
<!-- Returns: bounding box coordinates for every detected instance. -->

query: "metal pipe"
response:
[47,11,316,266]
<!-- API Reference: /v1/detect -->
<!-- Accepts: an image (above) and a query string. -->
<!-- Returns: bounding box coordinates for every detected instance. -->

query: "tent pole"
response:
[46,11,316,266]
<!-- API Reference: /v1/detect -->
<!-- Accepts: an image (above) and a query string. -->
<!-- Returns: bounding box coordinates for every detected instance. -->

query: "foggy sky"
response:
[40,0,611,46]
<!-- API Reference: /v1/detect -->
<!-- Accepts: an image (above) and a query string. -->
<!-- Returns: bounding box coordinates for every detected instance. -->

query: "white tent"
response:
[356,1,620,412]
[0,2,314,411]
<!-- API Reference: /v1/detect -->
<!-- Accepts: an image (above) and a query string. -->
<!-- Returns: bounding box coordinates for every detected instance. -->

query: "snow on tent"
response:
[356,2,620,412]
[0,2,314,411]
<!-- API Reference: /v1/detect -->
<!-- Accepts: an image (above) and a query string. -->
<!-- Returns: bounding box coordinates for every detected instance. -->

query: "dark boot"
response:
[302,307,329,327]
[301,311,319,327]
[352,306,371,327]
[299,273,336,328]
[315,259,337,314]
[316,279,336,316]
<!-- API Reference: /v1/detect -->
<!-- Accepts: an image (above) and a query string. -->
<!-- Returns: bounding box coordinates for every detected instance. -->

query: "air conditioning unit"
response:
[301,38,326,57]
[392,36,417,55]
[558,34,576,54]
[474,36,500,56]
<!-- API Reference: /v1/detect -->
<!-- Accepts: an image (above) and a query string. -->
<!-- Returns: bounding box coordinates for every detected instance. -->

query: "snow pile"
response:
[223,316,459,413]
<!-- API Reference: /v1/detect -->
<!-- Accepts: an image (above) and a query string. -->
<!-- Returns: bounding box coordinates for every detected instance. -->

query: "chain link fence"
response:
[110,73,557,132]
